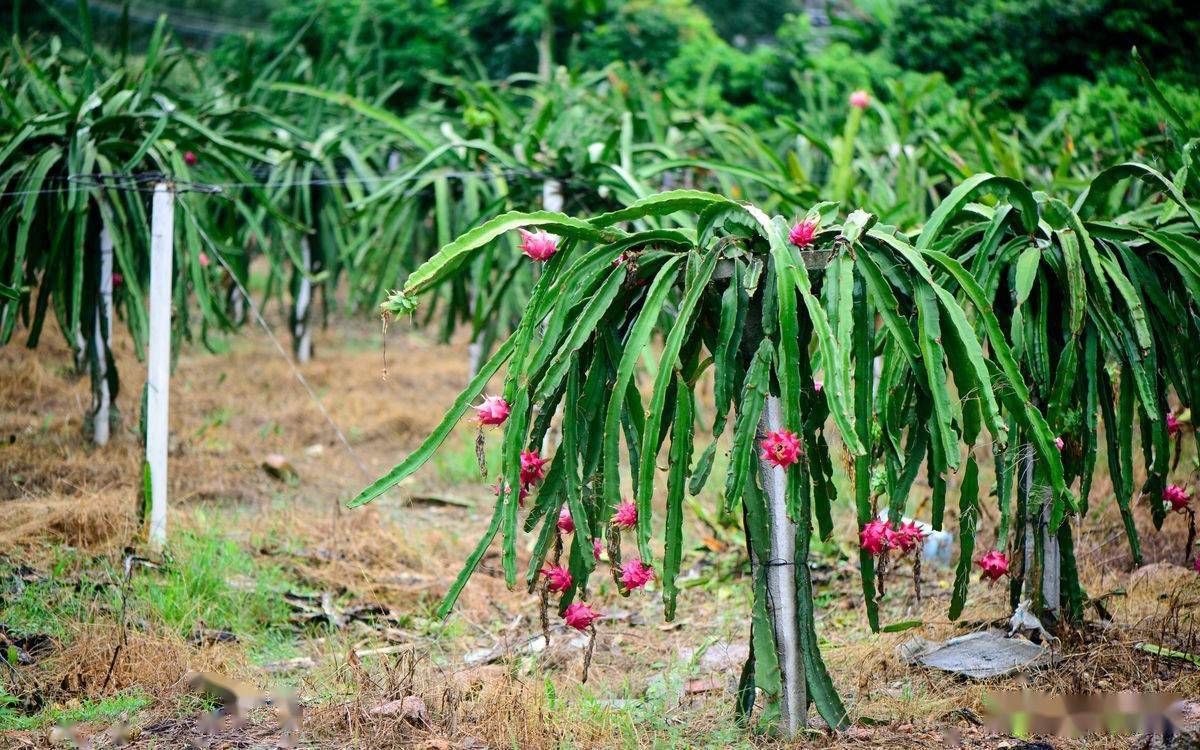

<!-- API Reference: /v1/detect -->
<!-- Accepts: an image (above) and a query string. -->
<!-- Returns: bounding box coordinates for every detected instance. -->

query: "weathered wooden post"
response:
[89,221,115,445]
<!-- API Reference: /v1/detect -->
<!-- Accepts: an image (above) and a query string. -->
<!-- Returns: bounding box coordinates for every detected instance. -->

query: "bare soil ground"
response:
[1,313,1198,749]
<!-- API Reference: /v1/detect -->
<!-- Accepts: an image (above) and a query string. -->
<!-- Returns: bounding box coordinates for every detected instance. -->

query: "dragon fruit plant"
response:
[350,184,1069,735]
[923,163,1200,623]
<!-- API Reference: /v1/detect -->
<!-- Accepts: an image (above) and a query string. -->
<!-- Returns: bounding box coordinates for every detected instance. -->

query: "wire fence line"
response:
[0,166,554,198]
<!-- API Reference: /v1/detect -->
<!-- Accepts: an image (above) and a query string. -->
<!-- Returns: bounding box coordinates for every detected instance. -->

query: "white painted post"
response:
[293,235,313,364]
[146,182,174,551]
[542,178,564,213]
[757,396,806,735]
[91,224,114,445]
[537,178,566,454]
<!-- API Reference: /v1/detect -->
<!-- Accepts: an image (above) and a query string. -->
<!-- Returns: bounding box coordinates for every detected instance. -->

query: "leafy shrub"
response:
[884,0,1200,115]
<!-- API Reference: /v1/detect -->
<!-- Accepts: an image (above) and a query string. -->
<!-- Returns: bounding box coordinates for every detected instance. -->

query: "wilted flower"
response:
[977,550,1010,582]
[1054,436,1065,451]
[520,450,549,486]
[518,229,560,262]
[760,429,802,469]
[564,602,601,631]
[788,219,818,249]
[474,395,510,426]
[849,90,870,109]
[557,506,575,534]
[1164,484,1191,513]
[619,559,654,590]
[184,151,198,166]
[540,565,573,593]
[1167,412,1182,437]
[888,521,926,553]
[860,519,891,556]
[593,537,604,561]
[612,499,638,529]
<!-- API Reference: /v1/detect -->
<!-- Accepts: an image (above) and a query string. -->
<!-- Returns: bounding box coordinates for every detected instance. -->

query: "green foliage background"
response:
[7,0,1196,139]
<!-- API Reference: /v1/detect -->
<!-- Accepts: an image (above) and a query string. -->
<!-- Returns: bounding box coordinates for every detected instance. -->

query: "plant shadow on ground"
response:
[2,318,1198,749]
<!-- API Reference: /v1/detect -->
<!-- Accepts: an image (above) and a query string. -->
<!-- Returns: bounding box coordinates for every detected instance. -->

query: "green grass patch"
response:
[0,689,150,731]
[130,520,296,647]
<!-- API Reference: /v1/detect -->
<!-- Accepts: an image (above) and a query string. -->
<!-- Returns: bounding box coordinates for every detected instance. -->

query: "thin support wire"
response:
[180,200,374,483]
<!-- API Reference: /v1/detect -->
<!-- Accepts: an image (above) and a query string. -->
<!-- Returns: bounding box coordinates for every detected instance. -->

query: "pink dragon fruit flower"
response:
[619,559,654,590]
[520,450,549,486]
[564,602,601,631]
[112,273,124,287]
[887,520,926,553]
[540,564,573,593]
[494,482,529,508]
[557,506,575,534]
[860,519,891,556]
[474,395,510,426]
[849,90,870,109]
[1167,412,1182,437]
[813,379,823,393]
[760,429,802,470]
[612,499,638,529]
[199,251,210,267]
[1194,556,1200,574]
[788,219,818,249]
[518,229,560,262]
[184,150,198,166]
[1054,436,1065,451]
[593,537,604,561]
[1164,484,1191,513]
[977,550,1010,583]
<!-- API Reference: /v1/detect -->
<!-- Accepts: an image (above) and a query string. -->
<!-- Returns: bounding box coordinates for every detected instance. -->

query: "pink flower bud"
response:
[540,564,572,593]
[619,558,654,590]
[564,602,601,631]
[474,395,510,426]
[788,219,818,249]
[1054,436,1065,451]
[199,252,210,267]
[518,229,560,262]
[593,537,604,561]
[1164,484,1191,513]
[760,429,802,470]
[977,550,1010,582]
[849,90,870,109]
[557,506,575,534]
[1167,412,1182,437]
[520,450,549,486]
[859,519,890,555]
[112,273,124,287]
[184,151,198,166]
[813,379,823,393]
[611,500,638,529]
[494,482,529,508]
